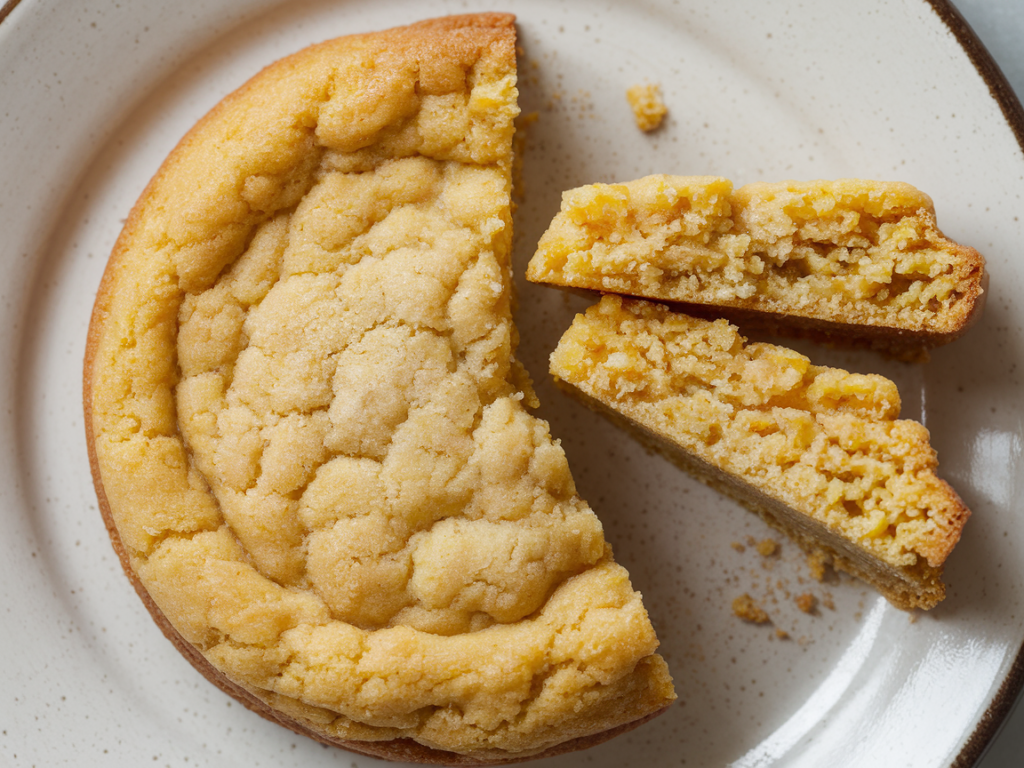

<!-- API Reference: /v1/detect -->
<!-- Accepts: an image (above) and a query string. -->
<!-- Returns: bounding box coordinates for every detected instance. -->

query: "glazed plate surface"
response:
[2,0,1024,765]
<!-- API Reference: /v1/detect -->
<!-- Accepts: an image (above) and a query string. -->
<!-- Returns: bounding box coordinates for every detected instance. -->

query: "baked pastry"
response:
[527,175,986,355]
[549,294,970,610]
[84,15,674,764]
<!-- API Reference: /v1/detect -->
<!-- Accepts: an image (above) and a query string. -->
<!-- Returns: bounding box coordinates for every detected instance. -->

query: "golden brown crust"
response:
[83,464,669,765]
[85,14,674,764]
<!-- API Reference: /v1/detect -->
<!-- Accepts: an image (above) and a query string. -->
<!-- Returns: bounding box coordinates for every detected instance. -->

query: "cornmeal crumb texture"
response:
[625,84,667,132]
[86,15,673,760]
[732,594,771,624]
[528,175,985,341]
[551,296,970,607]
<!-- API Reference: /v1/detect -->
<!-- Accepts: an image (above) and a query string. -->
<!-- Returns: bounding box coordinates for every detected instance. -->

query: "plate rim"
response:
[4,0,1024,765]
[913,6,1024,763]
[0,0,20,27]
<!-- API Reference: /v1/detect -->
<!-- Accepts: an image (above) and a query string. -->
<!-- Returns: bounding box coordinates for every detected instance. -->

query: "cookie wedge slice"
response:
[527,175,985,357]
[84,15,674,764]
[549,294,970,610]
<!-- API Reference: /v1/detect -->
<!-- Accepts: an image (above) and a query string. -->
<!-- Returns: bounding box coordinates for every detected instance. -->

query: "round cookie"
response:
[85,14,675,764]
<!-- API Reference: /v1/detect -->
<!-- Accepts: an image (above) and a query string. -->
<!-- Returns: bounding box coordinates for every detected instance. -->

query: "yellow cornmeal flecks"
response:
[795,593,818,614]
[87,16,674,760]
[550,295,968,576]
[732,594,771,624]
[625,83,667,132]
[807,551,830,582]
[527,175,985,338]
[756,539,778,557]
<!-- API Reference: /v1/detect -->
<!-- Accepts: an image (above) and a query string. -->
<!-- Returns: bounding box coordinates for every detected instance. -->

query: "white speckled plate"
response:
[3,0,1024,766]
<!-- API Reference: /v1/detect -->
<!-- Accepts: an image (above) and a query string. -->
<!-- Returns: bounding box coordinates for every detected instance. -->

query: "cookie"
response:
[85,14,674,763]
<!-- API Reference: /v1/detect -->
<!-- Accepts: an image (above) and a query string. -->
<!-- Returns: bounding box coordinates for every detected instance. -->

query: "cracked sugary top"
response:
[85,14,674,762]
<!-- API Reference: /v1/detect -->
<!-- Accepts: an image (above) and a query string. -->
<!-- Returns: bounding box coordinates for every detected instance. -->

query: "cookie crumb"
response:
[795,593,817,614]
[806,551,830,581]
[756,538,778,557]
[732,593,771,624]
[626,83,667,132]
[775,628,790,640]
[730,541,746,553]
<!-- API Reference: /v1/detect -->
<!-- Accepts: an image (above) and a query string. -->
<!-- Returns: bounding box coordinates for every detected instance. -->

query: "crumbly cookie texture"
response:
[550,295,971,610]
[527,175,985,354]
[732,594,771,624]
[85,15,674,763]
[625,84,667,132]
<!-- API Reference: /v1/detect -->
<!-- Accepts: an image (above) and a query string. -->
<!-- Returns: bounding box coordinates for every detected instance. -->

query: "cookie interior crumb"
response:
[549,294,970,610]
[527,175,985,350]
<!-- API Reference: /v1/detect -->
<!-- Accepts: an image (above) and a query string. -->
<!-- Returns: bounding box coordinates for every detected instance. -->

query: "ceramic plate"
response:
[3,0,1024,765]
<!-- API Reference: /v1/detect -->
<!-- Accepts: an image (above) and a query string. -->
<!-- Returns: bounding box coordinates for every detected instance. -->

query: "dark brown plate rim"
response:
[914,3,1024,763]
[0,0,20,27]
